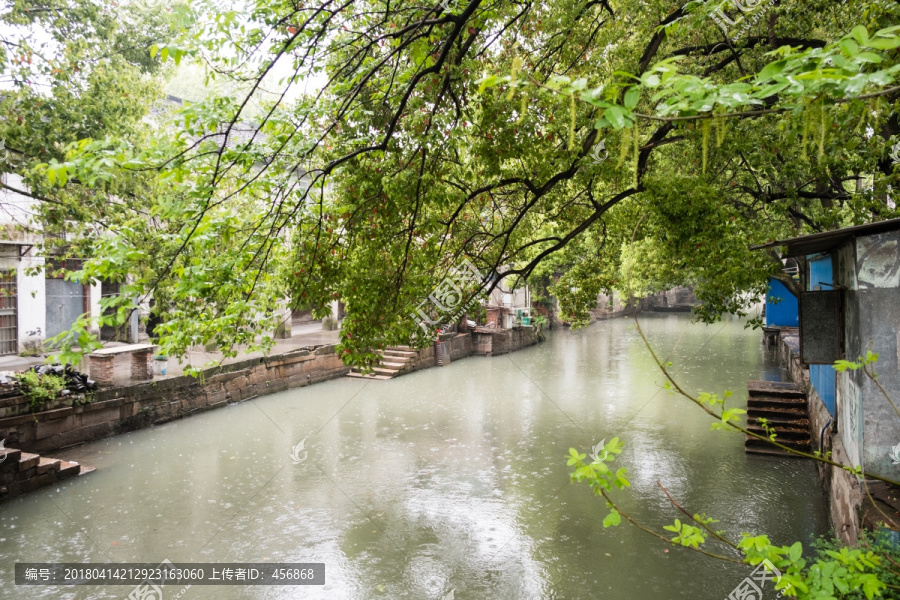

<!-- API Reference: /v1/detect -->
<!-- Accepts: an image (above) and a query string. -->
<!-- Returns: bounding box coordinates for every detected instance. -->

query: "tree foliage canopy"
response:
[14,0,900,363]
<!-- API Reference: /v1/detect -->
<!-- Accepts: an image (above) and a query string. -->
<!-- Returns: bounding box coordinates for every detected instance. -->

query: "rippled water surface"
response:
[0,314,828,599]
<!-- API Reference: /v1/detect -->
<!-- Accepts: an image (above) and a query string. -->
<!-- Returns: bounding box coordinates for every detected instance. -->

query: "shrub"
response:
[15,371,66,411]
[809,529,900,598]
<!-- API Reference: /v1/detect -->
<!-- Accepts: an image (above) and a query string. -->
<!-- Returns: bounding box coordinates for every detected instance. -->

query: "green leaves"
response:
[834,351,879,372]
[663,518,706,548]
[566,447,587,466]
[568,438,628,497]
[623,87,640,110]
[602,508,621,528]
[569,439,629,529]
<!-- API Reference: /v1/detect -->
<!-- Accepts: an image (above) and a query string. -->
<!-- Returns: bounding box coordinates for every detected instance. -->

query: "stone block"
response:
[205,390,228,406]
[17,466,37,480]
[18,452,39,471]
[35,416,76,440]
[56,461,80,480]
[2,480,23,498]
[223,376,249,397]
[36,457,61,475]
[20,472,55,494]
[266,379,289,393]
[0,470,15,485]
[77,406,120,429]
[248,370,269,386]
[0,449,22,466]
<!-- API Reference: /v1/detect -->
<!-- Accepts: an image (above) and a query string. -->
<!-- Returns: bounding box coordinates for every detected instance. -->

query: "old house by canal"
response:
[755,217,900,543]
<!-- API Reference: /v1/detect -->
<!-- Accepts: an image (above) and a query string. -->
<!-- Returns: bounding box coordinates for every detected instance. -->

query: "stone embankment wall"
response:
[0,328,536,458]
[472,327,535,355]
[775,332,862,545]
[0,345,348,456]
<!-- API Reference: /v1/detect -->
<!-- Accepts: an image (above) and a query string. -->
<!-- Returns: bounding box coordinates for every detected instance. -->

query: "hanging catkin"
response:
[801,101,811,161]
[632,124,639,187]
[715,110,728,148]
[702,119,711,174]
[568,93,576,151]
[517,92,529,124]
[818,99,826,162]
[507,56,522,102]
[854,100,868,133]
[617,126,631,168]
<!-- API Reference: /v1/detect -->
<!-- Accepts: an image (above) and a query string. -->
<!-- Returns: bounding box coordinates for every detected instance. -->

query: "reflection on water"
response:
[0,314,827,599]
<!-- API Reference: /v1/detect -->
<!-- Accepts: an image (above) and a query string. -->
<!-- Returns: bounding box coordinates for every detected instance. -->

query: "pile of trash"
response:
[0,365,98,394]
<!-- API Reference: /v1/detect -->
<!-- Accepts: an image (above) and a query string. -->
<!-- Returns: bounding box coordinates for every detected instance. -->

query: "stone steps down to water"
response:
[745,380,812,459]
[0,445,93,503]
[346,347,417,380]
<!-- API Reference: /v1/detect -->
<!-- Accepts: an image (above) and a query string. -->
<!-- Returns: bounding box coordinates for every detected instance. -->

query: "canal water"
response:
[0,314,828,599]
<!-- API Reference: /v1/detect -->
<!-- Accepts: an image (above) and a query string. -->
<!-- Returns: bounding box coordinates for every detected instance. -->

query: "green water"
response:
[0,314,828,599]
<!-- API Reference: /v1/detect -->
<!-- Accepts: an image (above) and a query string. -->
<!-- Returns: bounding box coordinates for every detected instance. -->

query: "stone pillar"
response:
[274,307,292,339]
[130,349,153,380]
[89,355,115,386]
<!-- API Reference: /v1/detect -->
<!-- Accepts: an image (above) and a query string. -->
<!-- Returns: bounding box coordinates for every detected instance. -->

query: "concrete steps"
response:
[0,446,92,502]
[346,346,417,380]
[745,381,811,459]
[747,380,806,398]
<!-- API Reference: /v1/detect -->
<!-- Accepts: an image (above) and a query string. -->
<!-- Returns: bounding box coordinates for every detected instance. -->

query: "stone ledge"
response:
[264,352,315,369]
[0,345,349,455]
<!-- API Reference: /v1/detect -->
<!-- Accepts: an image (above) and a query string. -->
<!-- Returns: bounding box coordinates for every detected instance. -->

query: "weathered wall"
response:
[591,291,630,320]
[808,384,863,545]
[778,331,861,545]
[471,327,536,356]
[445,332,473,362]
[853,231,900,480]
[399,333,472,371]
[0,345,349,455]
[835,240,865,474]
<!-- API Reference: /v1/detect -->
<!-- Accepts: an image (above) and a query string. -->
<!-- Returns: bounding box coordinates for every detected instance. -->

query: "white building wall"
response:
[0,174,48,352]
[0,174,50,353]
[89,282,102,336]
[17,255,46,353]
